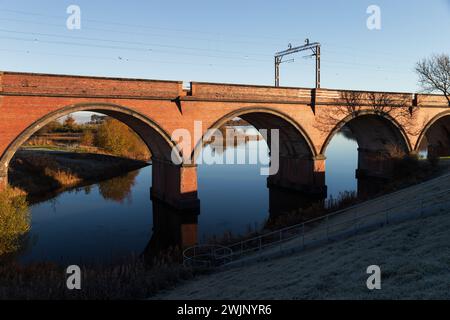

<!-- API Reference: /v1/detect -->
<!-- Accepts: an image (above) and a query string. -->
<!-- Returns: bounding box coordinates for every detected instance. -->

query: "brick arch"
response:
[320,111,412,156]
[190,107,317,164]
[415,110,450,155]
[0,102,181,176]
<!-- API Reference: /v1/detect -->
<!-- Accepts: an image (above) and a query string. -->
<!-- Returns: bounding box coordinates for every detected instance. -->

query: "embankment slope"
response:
[156,174,450,300]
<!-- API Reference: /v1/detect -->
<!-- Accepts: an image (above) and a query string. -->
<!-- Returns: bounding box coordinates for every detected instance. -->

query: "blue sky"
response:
[0,0,449,92]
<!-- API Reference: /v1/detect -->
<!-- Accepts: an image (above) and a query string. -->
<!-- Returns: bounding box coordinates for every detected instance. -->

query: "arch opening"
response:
[0,103,200,211]
[322,113,411,199]
[191,108,317,163]
[1,105,199,264]
[0,104,179,177]
[417,113,450,159]
[322,113,411,156]
[191,109,323,197]
[191,108,325,238]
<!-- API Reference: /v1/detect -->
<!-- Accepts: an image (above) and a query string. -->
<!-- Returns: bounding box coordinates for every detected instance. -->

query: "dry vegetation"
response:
[9,151,148,202]
[0,247,209,300]
[0,187,30,257]
[30,154,82,186]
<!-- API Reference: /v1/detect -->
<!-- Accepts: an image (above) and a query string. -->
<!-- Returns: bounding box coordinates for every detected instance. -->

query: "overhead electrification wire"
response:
[0,28,273,58]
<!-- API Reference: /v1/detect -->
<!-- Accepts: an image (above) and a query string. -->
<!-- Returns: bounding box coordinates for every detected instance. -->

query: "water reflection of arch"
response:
[142,200,199,260]
[144,189,326,259]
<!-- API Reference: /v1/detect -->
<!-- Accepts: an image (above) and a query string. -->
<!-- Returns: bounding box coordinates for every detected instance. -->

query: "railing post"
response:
[211,247,214,266]
[326,215,329,241]
[420,195,424,217]
[279,230,283,252]
[301,223,305,248]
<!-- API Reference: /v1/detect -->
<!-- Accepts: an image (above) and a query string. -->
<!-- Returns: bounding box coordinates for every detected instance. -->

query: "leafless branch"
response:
[315,91,422,136]
[416,54,450,106]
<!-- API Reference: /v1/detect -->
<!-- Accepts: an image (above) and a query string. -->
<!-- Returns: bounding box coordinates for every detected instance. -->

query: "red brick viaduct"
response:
[0,72,449,210]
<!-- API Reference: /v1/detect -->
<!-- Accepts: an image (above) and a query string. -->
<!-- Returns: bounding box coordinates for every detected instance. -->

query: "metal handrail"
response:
[223,189,450,262]
[183,178,450,267]
[222,188,450,261]
[183,244,232,267]
[225,187,449,252]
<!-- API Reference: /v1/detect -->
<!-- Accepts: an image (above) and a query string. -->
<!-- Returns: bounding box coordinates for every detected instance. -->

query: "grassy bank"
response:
[9,150,149,203]
[157,207,450,300]
[155,174,450,300]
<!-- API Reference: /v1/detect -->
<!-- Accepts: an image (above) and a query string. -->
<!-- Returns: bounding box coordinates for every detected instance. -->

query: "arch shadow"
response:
[320,111,412,155]
[415,110,450,152]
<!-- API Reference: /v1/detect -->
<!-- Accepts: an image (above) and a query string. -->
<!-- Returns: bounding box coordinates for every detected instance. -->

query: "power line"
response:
[0,27,418,73]
[0,7,439,64]
[0,8,422,89]
[0,28,273,58]
[0,16,288,49]
[0,9,290,43]
[0,11,430,64]
[0,48,267,69]
[0,35,271,63]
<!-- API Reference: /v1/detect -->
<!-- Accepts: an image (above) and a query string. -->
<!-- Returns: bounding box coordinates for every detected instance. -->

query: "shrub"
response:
[392,154,420,180]
[0,187,30,257]
[94,118,151,161]
[80,129,95,147]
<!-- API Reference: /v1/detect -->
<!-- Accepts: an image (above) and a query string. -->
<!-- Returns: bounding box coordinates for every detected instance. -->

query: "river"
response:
[17,130,358,265]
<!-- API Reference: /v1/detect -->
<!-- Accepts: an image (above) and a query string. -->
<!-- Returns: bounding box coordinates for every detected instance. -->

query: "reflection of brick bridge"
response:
[0,72,449,210]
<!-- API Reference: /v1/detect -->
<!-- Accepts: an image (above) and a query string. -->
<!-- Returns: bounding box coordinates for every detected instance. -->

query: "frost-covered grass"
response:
[156,205,450,300]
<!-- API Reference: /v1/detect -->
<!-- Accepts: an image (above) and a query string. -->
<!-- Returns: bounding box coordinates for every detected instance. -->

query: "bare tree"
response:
[415,54,450,106]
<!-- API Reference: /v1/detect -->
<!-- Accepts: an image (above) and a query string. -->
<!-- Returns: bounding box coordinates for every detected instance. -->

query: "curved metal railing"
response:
[183,245,233,268]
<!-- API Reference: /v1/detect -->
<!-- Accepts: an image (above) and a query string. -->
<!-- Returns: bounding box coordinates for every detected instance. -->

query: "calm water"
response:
[17,131,358,265]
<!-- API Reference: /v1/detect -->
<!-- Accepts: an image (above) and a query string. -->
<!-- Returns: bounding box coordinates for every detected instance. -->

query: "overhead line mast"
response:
[274,39,321,88]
